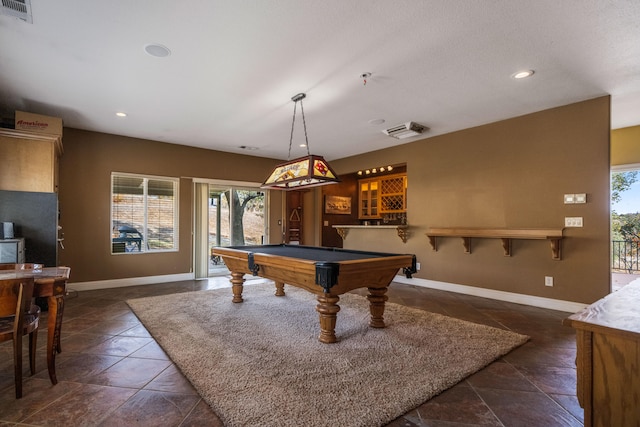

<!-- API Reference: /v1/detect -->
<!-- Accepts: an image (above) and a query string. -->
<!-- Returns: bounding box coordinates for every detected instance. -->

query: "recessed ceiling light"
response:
[144,43,171,58]
[368,118,385,125]
[512,70,534,79]
[116,112,127,117]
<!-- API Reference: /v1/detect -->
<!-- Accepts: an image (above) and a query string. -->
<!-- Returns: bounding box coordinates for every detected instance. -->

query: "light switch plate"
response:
[565,217,583,227]
[575,193,587,203]
[564,193,586,204]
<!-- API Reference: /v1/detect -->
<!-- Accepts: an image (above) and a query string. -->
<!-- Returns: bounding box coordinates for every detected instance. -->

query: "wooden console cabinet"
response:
[563,282,640,427]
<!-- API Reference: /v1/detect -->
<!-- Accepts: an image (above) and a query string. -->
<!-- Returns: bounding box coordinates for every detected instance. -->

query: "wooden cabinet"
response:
[563,282,640,427]
[0,129,63,193]
[359,179,379,219]
[285,191,304,244]
[379,174,407,213]
[359,173,406,219]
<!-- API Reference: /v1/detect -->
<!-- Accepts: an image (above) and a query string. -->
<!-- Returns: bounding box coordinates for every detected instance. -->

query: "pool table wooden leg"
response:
[230,271,245,303]
[367,287,389,328]
[316,294,340,343]
[274,281,285,296]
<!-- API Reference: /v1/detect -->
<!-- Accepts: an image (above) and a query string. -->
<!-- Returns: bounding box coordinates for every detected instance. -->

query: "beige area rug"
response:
[127,284,528,427]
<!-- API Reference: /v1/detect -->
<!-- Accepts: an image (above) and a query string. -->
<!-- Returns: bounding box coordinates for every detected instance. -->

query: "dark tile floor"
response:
[0,277,583,426]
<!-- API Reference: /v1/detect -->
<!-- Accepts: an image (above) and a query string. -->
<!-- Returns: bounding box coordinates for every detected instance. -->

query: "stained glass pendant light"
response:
[262,93,340,190]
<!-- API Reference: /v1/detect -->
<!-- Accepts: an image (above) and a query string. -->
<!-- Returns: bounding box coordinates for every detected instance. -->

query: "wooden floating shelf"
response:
[333,225,410,243]
[425,227,565,260]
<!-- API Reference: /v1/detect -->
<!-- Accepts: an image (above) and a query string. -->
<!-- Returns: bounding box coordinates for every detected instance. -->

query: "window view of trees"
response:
[611,171,639,273]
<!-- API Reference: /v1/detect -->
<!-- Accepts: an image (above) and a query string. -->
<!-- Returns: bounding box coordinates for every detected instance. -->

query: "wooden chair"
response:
[0,277,40,398]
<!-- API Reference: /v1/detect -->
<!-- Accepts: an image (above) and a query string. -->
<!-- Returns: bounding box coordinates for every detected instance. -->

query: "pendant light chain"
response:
[287,101,298,160]
[261,91,340,189]
[287,93,311,160]
[299,99,311,156]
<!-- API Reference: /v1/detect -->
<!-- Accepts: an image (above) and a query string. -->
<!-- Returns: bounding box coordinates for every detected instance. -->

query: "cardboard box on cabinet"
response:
[15,111,63,136]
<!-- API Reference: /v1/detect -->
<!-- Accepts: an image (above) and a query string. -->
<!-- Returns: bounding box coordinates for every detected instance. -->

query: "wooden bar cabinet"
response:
[563,282,640,427]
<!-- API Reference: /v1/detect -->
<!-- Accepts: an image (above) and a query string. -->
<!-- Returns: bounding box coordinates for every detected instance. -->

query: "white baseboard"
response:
[68,271,586,313]
[68,272,195,292]
[394,275,587,313]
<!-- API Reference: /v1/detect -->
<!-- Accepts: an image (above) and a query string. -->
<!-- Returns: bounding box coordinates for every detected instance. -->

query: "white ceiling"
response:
[1,1,640,161]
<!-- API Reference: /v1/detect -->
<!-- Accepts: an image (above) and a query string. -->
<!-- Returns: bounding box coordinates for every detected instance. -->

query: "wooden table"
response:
[0,267,69,385]
[212,244,416,343]
[563,281,640,427]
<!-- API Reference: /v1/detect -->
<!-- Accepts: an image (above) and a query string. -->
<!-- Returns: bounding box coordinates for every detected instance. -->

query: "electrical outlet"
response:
[564,217,583,227]
[416,262,421,271]
[545,276,554,287]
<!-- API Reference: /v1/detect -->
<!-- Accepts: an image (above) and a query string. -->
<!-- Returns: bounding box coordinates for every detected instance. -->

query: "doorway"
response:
[611,164,640,291]
[194,182,267,278]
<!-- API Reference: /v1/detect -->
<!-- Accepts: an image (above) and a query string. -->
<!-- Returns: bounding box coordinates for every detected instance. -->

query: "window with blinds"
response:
[111,173,179,253]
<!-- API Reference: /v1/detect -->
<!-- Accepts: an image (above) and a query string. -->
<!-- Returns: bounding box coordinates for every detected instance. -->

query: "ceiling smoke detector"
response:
[382,122,428,139]
[1,0,32,23]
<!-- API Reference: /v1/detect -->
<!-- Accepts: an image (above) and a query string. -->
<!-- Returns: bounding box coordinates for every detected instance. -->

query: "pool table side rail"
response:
[212,246,415,295]
[225,244,414,260]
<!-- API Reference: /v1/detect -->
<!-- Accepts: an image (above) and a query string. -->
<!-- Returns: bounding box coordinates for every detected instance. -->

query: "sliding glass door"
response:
[194,182,266,278]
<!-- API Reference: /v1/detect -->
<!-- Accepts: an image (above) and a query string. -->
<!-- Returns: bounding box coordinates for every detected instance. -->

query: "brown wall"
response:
[58,128,282,282]
[59,96,611,304]
[332,97,611,304]
[321,173,359,247]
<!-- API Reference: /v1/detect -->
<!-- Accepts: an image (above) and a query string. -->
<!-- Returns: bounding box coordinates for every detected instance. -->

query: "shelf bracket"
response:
[335,227,349,240]
[396,226,409,243]
[550,238,562,260]
[461,237,471,254]
[427,235,437,251]
[501,238,512,257]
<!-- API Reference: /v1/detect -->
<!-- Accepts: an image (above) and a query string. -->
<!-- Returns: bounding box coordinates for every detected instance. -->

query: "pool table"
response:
[212,244,416,343]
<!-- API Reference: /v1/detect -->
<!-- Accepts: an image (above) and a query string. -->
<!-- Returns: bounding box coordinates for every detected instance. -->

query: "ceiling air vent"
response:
[1,0,32,23]
[382,122,428,140]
